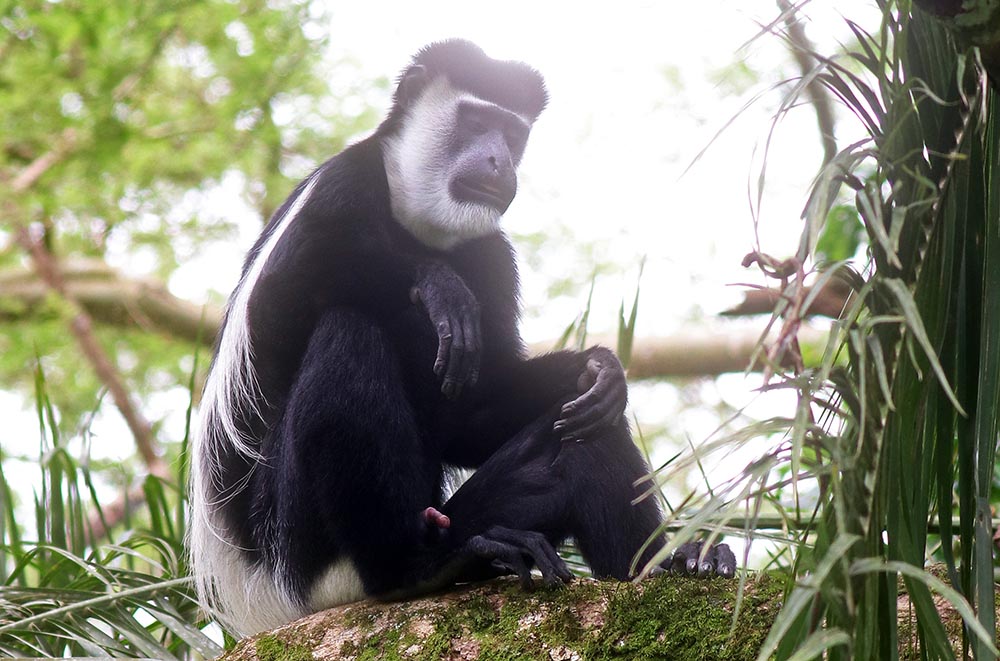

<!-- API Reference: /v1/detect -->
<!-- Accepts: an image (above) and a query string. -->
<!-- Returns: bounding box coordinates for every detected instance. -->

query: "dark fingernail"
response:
[553,421,565,432]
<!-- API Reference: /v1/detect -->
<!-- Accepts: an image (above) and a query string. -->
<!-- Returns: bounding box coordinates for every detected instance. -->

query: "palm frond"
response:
[648,3,1000,659]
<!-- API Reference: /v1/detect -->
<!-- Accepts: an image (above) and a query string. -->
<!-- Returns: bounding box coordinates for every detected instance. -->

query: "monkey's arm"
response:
[248,207,482,398]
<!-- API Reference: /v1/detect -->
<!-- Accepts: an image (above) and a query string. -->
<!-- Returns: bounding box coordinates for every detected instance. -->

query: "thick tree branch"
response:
[532,326,828,380]
[0,260,829,380]
[0,259,220,343]
[220,569,983,660]
[222,575,785,661]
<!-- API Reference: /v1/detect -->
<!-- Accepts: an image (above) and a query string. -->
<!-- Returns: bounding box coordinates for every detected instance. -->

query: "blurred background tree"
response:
[0,1,383,655]
[1,0,381,430]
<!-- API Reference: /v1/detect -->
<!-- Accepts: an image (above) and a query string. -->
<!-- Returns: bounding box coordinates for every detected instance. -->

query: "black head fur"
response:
[382,39,548,132]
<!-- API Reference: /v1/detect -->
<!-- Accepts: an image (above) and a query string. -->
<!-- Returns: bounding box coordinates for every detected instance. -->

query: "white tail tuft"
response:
[189,175,319,636]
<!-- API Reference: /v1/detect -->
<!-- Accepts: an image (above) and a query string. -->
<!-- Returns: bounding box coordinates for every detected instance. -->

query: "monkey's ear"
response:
[398,65,429,108]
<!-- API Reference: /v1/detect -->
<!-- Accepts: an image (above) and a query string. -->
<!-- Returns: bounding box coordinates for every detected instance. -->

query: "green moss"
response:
[464,593,500,632]
[584,574,784,660]
[254,634,313,661]
[231,574,785,661]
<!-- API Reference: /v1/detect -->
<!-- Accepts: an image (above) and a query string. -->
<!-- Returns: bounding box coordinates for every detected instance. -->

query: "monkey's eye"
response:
[504,123,529,156]
[460,113,489,135]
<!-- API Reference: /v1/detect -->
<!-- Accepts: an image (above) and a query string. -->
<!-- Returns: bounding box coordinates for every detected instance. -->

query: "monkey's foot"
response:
[664,541,737,579]
[464,526,573,589]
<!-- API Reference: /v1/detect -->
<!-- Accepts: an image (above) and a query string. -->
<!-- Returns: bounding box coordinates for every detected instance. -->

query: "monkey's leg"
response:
[555,422,737,579]
[270,307,445,602]
[442,409,734,581]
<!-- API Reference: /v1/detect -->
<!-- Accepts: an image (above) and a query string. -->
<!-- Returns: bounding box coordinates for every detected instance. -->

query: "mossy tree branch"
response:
[222,575,786,661]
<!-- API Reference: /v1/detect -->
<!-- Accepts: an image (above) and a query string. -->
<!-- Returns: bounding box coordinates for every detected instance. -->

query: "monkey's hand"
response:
[411,262,481,399]
[553,346,627,442]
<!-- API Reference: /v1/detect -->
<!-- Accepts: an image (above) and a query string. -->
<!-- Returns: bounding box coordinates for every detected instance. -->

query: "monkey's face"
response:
[447,99,529,214]
[383,77,533,250]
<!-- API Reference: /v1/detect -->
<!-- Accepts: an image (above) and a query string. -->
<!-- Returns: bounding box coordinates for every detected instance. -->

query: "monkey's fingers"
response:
[440,317,465,399]
[456,310,480,389]
[669,541,704,576]
[667,541,737,578]
[438,308,481,399]
[713,543,737,578]
[466,534,534,589]
[466,309,482,387]
[558,404,624,444]
[433,320,453,377]
[486,527,572,586]
[442,316,477,399]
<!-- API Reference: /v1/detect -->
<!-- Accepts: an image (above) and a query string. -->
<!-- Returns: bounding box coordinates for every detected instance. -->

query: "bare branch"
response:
[8,129,77,192]
[12,228,169,479]
[529,326,828,380]
[777,0,838,164]
[721,280,852,319]
[0,258,221,344]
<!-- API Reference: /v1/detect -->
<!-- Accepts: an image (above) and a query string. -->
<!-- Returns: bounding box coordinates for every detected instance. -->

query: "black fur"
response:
[198,40,732,624]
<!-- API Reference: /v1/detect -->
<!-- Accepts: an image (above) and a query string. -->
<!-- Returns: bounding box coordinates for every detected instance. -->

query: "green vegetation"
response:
[0,0,378,656]
[653,3,1000,659]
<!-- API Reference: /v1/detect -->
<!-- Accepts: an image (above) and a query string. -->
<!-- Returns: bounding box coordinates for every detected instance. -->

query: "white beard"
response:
[382,78,506,250]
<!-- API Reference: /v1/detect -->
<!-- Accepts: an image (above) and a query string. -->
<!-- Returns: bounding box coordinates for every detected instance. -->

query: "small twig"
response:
[776,0,838,165]
[741,251,808,384]
[8,129,77,193]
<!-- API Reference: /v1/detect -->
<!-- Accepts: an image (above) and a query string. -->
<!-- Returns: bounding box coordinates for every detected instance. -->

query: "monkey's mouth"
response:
[451,178,515,211]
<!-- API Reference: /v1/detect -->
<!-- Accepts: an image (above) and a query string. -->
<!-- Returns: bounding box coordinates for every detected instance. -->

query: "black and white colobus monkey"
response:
[191,39,734,637]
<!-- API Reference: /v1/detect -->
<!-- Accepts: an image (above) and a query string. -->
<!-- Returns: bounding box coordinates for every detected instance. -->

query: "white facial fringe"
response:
[383,78,504,250]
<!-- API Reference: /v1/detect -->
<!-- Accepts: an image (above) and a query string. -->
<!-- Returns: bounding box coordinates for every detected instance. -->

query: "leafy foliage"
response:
[0,0,382,430]
[647,3,1000,659]
[0,363,218,658]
